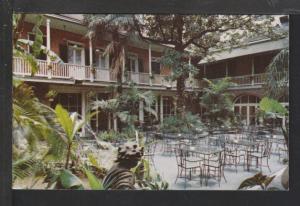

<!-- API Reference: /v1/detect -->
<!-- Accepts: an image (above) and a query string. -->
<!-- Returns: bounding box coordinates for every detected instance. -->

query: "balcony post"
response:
[139,100,144,126]
[188,56,193,88]
[113,113,118,131]
[89,36,94,82]
[46,19,52,79]
[155,96,159,121]
[148,44,152,85]
[160,96,164,124]
[81,91,87,137]
[251,57,255,85]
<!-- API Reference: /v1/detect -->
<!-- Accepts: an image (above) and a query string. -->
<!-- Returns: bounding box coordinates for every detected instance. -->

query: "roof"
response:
[199,37,288,64]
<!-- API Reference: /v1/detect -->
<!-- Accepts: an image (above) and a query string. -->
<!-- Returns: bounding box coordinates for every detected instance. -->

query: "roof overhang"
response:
[199,38,289,64]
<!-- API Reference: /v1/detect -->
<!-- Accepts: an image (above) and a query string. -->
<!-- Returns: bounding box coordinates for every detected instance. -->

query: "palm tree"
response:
[200,78,236,132]
[264,48,289,100]
[84,14,135,95]
[92,83,157,131]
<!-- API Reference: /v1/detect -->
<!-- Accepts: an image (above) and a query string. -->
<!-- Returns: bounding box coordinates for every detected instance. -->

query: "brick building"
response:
[13,14,289,134]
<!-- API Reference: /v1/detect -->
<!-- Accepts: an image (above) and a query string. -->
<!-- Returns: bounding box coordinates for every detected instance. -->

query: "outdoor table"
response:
[225,139,260,171]
[185,146,223,163]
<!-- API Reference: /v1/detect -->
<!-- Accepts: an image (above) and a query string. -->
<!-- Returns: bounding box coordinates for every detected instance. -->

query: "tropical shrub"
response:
[200,78,237,132]
[160,112,205,134]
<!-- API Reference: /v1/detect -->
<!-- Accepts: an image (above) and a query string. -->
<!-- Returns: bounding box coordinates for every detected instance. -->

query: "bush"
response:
[160,112,205,134]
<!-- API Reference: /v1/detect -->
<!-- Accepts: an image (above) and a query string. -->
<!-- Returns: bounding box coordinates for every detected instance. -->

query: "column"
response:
[251,57,255,85]
[122,46,125,82]
[139,100,144,124]
[225,62,228,77]
[46,19,52,79]
[81,91,86,137]
[108,113,111,130]
[148,44,152,85]
[246,106,250,126]
[113,113,118,131]
[89,36,94,82]
[155,96,159,121]
[160,95,164,123]
[188,56,192,79]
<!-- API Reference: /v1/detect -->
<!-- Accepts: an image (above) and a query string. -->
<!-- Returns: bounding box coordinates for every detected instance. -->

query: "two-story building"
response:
[13,14,289,134]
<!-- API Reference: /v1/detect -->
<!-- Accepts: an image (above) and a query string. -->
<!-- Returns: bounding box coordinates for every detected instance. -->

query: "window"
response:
[151,57,161,74]
[95,49,109,69]
[126,54,138,72]
[68,43,84,65]
[90,93,109,132]
[52,93,82,115]
[163,97,174,118]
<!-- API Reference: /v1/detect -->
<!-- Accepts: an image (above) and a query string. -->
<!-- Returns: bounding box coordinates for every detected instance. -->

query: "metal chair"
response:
[202,151,227,187]
[174,148,203,187]
[248,140,272,172]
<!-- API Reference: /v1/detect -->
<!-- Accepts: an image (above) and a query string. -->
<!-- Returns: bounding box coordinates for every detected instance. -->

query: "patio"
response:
[143,129,288,190]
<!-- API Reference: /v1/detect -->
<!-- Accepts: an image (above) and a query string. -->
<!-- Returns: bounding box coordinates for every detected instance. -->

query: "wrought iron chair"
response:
[144,140,158,167]
[248,140,272,172]
[202,150,227,187]
[174,148,203,187]
[224,143,246,172]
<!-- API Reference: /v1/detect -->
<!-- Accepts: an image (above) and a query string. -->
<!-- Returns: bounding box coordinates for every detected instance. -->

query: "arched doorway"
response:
[234,95,260,125]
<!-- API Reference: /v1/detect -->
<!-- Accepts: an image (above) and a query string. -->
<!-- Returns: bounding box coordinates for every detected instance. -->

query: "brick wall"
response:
[19,22,171,75]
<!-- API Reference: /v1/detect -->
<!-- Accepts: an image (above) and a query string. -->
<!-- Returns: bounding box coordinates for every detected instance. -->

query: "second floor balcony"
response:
[13,57,288,90]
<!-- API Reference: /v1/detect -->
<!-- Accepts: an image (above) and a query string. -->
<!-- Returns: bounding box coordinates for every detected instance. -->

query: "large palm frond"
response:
[264,48,289,100]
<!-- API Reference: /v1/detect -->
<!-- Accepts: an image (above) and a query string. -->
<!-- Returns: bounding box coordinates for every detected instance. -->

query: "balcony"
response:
[13,57,287,90]
[199,72,289,89]
[13,57,179,88]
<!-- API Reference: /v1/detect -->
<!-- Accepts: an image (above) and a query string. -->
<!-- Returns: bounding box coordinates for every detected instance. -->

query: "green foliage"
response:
[264,48,289,100]
[259,97,288,118]
[133,158,169,190]
[161,112,204,133]
[93,84,157,130]
[238,172,275,190]
[54,104,90,169]
[46,169,84,189]
[200,78,236,130]
[98,129,137,142]
[13,14,45,75]
[84,168,104,190]
[12,156,39,181]
[160,50,198,81]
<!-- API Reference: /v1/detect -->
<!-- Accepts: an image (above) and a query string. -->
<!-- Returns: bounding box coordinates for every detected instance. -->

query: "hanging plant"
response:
[45,89,57,102]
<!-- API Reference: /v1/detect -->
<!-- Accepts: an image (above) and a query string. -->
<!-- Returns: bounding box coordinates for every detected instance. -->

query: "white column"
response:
[160,96,164,123]
[155,96,159,121]
[246,106,250,126]
[108,113,111,130]
[188,56,192,79]
[81,91,86,136]
[139,100,144,124]
[89,36,94,82]
[113,113,118,131]
[122,47,125,82]
[46,19,52,79]
[251,57,255,85]
[148,44,152,85]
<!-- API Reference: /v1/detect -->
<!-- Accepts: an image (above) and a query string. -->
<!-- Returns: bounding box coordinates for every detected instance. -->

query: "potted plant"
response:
[45,89,57,102]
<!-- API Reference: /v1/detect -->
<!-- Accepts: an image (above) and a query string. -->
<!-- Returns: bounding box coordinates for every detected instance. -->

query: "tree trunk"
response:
[176,75,186,117]
[65,143,72,169]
